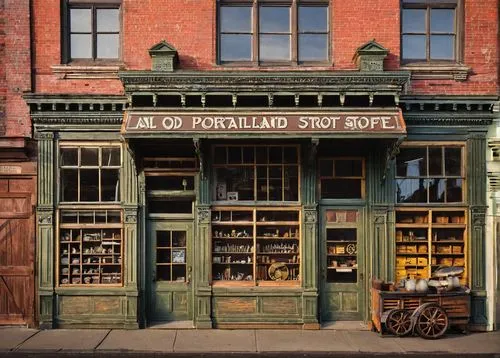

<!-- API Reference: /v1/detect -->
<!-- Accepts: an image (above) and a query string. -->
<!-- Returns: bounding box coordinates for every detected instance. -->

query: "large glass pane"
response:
[60,148,78,166]
[81,148,99,166]
[220,34,252,61]
[70,8,91,32]
[102,147,120,166]
[402,35,426,60]
[269,147,282,164]
[298,6,327,32]
[61,169,78,202]
[428,147,443,176]
[80,169,99,201]
[298,34,328,62]
[402,9,426,33]
[335,160,362,177]
[446,178,463,202]
[214,147,226,164]
[326,228,357,283]
[101,169,120,201]
[97,9,120,32]
[220,6,252,32]
[97,34,119,58]
[215,167,254,200]
[284,166,299,201]
[321,179,362,199]
[283,147,298,164]
[70,34,92,58]
[319,160,333,177]
[259,35,290,61]
[430,9,454,32]
[396,178,428,203]
[430,35,454,60]
[396,148,427,177]
[429,178,446,202]
[228,147,242,164]
[259,7,290,33]
[445,147,462,176]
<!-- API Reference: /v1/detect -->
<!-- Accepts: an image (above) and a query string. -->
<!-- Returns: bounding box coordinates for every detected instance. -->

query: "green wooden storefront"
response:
[26,67,495,330]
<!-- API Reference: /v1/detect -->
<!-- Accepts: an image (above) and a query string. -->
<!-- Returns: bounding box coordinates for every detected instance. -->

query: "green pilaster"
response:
[122,142,140,327]
[367,144,395,282]
[194,205,212,328]
[35,131,55,329]
[301,141,319,328]
[467,130,488,329]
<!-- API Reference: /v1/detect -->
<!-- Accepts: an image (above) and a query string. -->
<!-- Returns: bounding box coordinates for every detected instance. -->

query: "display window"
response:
[396,144,464,204]
[211,207,300,286]
[319,157,365,199]
[58,209,123,286]
[213,145,299,202]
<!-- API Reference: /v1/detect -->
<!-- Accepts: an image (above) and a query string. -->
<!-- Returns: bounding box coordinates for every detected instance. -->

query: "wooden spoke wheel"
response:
[415,304,449,339]
[386,309,413,337]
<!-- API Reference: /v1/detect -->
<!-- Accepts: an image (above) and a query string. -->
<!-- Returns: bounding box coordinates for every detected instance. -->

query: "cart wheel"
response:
[415,304,449,339]
[386,309,413,337]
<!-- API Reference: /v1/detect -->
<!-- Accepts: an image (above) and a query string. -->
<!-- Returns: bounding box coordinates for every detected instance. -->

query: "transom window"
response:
[396,145,464,204]
[218,1,329,64]
[401,0,459,63]
[213,145,300,202]
[60,145,121,203]
[319,158,365,199]
[64,0,121,61]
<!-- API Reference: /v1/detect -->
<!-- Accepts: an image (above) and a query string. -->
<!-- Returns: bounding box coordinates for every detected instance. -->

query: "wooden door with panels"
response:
[148,220,193,323]
[320,208,365,321]
[0,191,35,326]
[144,167,197,325]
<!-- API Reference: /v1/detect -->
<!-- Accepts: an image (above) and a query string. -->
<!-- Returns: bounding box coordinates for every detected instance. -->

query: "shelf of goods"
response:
[395,208,467,285]
[211,207,300,285]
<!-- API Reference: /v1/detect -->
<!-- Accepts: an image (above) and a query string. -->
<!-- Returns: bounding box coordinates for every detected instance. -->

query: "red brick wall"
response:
[1,0,31,138]
[32,0,498,96]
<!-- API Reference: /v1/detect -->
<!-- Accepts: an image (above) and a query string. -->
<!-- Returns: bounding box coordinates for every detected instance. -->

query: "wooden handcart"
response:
[371,288,470,339]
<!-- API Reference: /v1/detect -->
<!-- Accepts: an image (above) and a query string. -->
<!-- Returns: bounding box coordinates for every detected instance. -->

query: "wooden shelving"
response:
[395,208,467,285]
[211,207,300,285]
[58,209,123,286]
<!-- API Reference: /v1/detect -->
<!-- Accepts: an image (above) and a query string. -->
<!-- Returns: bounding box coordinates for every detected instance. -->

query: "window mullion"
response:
[92,6,97,60]
[253,2,259,63]
[426,6,430,62]
[291,0,297,63]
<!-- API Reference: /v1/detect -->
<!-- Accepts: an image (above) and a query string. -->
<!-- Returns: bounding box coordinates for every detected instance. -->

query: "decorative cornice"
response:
[119,71,411,94]
[31,114,123,126]
[403,112,494,126]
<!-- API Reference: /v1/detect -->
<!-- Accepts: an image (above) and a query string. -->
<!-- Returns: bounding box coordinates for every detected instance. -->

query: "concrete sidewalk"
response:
[0,327,499,357]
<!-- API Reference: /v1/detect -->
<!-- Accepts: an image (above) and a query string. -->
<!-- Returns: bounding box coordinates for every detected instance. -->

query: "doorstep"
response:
[321,321,369,330]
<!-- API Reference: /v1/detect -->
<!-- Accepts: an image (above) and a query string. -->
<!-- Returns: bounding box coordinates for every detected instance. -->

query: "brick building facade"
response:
[5,0,498,330]
[0,0,36,327]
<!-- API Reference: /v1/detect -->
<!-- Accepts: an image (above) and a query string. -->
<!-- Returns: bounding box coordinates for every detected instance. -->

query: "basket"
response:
[451,216,465,224]
[435,216,449,224]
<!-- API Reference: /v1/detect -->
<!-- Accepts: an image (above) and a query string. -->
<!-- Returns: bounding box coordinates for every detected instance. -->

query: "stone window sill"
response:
[51,64,123,80]
[400,64,470,82]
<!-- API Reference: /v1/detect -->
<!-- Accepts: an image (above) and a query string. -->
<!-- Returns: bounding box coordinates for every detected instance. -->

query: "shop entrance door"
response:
[147,221,193,324]
[320,208,365,321]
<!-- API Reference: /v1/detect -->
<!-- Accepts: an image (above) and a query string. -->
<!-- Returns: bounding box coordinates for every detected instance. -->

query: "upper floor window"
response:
[396,144,465,204]
[401,0,461,63]
[218,1,329,65]
[63,0,121,62]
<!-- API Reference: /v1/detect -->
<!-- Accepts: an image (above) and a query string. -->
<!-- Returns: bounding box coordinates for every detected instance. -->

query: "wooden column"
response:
[468,130,488,329]
[194,140,212,328]
[35,131,55,329]
[301,140,319,329]
[122,142,140,327]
